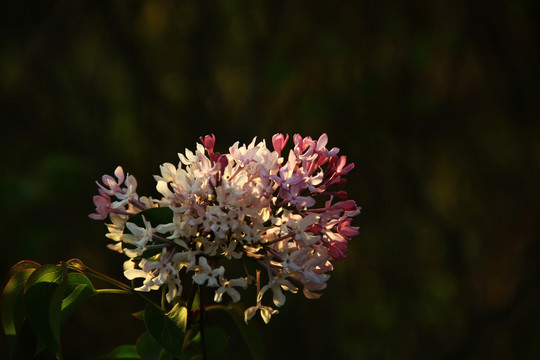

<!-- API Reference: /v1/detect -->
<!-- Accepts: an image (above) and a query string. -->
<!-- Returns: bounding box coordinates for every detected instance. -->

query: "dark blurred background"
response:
[1,0,539,359]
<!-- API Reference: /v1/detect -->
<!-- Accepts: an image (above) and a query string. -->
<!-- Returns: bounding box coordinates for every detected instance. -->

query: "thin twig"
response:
[199,285,208,360]
[152,234,175,245]
[260,233,293,246]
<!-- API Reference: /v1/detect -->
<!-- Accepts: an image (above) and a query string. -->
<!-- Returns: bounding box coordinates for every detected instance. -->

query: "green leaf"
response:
[191,290,200,312]
[1,267,38,358]
[189,356,221,360]
[60,273,97,323]
[136,332,162,360]
[102,345,141,359]
[6,260,40,278]
[181,326,227,359]
[181,325,201,359]
[136,332,175,360]
[204,327,228,357]
[48,262,69,359]
[65,272,96,293]
[24,264,64,359]
[208,305,265,360]
[144,304,185,357]
[128,207,173,229]
[166,303,188,333]
[157,350,173,360]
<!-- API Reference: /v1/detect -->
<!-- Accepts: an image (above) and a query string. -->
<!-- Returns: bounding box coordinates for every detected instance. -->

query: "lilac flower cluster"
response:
[90,134,360,323]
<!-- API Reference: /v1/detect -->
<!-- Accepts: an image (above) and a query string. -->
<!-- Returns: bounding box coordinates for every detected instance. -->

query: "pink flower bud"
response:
[328,241,348,261]
[89,192,112,220]
[338,220,360,238]
[216,154,228,170]
[272,133,289,154]
[332,200,357,211]
[200,134,216,156]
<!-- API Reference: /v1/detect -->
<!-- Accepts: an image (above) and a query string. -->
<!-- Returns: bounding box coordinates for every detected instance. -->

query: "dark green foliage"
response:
[1,258,265,359]
[1,265,39,357]
[128,207,174,230]
[136,332,163,360]
[207,305,264,360]
[143,304,185,358]
[102,345,141,359]
[1,261,96,359]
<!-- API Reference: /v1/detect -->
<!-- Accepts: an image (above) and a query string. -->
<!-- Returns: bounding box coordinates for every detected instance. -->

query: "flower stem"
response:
[186,285,195,310]
[199,285,208,360]
[66,258,157,307]
[129,198,147,210]
[152,234,175,245]
[96,289,132,295]
[264,252,274,281]
[161,286,167,311]
[261,233,293,246]
[81,267,133,292]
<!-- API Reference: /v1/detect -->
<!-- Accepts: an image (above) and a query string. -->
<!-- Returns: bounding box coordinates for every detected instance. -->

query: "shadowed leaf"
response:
[128,207,173,228]
[102,345,141,359]
[166,303,188,333]
[1,267,38,358]
[60,273,97,323]
[136,332,162,360]
[48,262,69,359]
[144,304,185,357]
[204,326,228,357]
[208,305,264,360]
[24,264,64,358]
[6,260,41,279]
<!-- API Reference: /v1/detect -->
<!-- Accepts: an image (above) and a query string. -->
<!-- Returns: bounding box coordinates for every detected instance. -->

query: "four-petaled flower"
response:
[214,277,248,303]
[258,275,298,307]
[193,257,225,287]
[244,302,279,324]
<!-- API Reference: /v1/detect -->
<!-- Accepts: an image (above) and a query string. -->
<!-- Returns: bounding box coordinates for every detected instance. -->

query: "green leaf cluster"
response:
[103,304,229,360]
[2,259,264,359]
[1,260,97,359]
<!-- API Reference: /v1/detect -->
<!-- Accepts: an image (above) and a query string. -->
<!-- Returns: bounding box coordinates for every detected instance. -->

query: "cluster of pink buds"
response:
[90,133,360,323]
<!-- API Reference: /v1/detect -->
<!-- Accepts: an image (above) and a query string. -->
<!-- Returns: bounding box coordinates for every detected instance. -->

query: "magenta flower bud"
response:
[272,133,289,155]
[328,241,348,261]
[200,134,216,156]
[332,200,357,211]
[338,220,360,238]
[216,154,228,170]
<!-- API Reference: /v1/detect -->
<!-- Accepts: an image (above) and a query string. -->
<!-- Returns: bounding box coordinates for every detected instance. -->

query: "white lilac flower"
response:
[214,277,248,303]
[123,260,160,292]
[257,275,298,307]
[244,303,279,324]
[172,250,198,272]
[192,257,224,287]
[90,133,361,323]
[165,277,183,303]
[121,216,155,257]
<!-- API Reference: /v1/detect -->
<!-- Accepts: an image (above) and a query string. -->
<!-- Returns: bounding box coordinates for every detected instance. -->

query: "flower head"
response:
[90,133,360,323]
